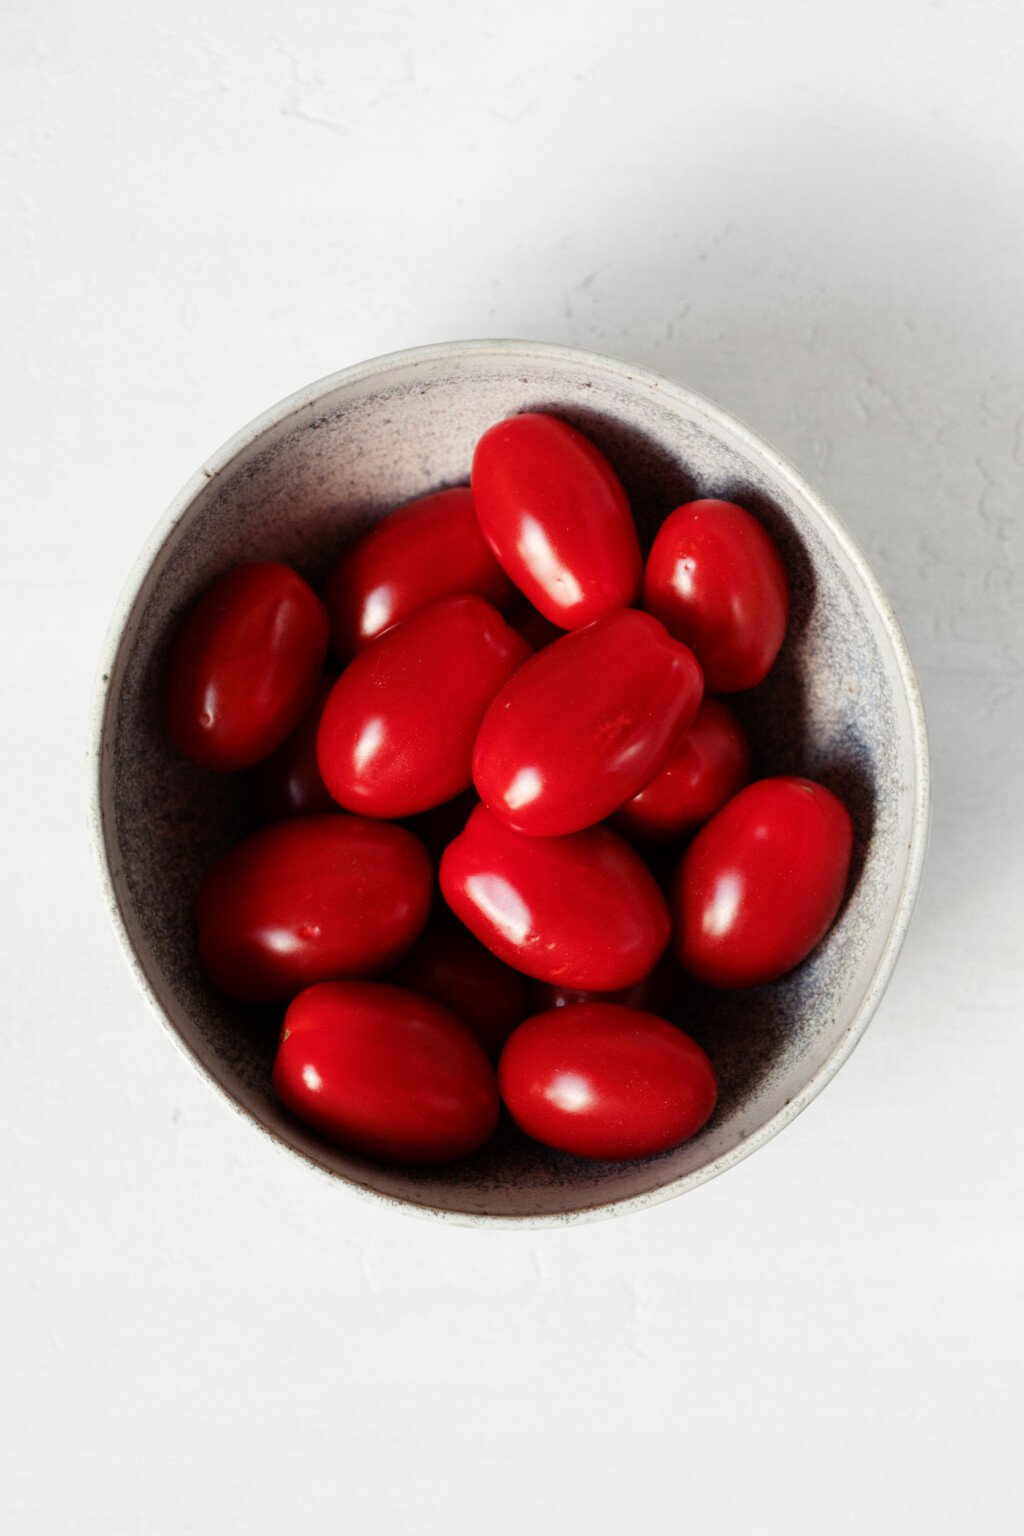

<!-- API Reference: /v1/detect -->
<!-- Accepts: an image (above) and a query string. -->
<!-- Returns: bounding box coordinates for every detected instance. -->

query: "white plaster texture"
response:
[2,2,1022,1532]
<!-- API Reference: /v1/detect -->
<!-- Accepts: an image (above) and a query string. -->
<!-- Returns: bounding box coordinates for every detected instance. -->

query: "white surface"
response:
[2,1,1022,1530]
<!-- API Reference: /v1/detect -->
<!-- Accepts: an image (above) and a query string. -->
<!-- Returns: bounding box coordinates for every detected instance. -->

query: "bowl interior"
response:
[95,344,921,1222]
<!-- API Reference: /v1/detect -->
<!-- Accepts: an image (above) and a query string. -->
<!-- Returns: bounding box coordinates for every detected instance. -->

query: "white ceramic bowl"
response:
[90,340,930,1226]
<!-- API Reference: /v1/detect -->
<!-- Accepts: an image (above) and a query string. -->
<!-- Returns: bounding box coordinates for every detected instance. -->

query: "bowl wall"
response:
[92,341,928,1224]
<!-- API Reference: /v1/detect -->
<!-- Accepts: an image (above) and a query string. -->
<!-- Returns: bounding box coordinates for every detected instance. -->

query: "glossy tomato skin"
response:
[324,487,516,659]
[392,925,528,1061]
[643,500,789,691]
[274,982,499,1163]
[498,1003,717,1160]
[614,696,750,841]
[317,596,530,819]
[673,776,853,988]
[440,805,670,991]
[249,672,337,821]
[471,413,642,629]
[196,815,432,1002]
[474,609,703,836]
[165,562,329,771]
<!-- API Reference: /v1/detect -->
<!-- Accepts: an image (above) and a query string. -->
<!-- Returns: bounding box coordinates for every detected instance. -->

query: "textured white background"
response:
[3,2,1023,1531]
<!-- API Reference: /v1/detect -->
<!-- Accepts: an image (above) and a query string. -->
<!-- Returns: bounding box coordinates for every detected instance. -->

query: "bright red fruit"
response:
[643,500,788,691]
[273,982,499,1162]
[196,815,432,1002]
[673,776,853,987]
[440,805,670,991]
[473,609,703,836]
[324,487,516,659]
[317,596,530,819]
[614,696,750,841]
[498,1003,717,1160]
[165,562,329,771]
[471,413,642,629]
[249,673,337,821]
[392,925,528,1061]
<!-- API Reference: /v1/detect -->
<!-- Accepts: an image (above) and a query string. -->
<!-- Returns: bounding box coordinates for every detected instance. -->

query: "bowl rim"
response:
[88,337,931,1228]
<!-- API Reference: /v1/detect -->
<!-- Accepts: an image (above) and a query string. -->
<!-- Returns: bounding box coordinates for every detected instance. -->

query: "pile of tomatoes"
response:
[165,413,853,1166]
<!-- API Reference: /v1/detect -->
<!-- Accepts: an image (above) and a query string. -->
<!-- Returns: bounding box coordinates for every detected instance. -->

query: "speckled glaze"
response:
[89,341,930,1226]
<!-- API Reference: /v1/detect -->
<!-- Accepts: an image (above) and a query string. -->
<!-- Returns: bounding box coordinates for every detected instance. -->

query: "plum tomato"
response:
[324,487,516,659]
[249,672,337,821]
[473,609,703,836]
[614,696,750,841]
[471,413,642,629]
[317,596,530,819]
[274,982,499,1162]
[643,500,788,691]
[196,814,432,1002]
[498,1003,717,1160]
[439,805,670,991]
[673,776,853,988]
[165,562,329,771]
[391,924,528,1061]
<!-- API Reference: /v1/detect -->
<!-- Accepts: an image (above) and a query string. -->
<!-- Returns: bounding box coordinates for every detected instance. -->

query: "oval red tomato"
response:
[473,609,703,836]
[498,1003,717,1160]
[249,672,337,821]
[165,562,329,771]
[440,805,670,990]
[614,696,750,841]
[471,413,642,629]
[392,925,527,1061]
[196,814,432,1002]
[324,487,516,658]
[673,776,853,987]
[274,982,499,1162]
[643,500,788,691]
[317,596,530,819]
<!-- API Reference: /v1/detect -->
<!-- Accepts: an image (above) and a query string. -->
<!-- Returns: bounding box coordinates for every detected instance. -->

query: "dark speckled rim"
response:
[88,340,931,1228]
